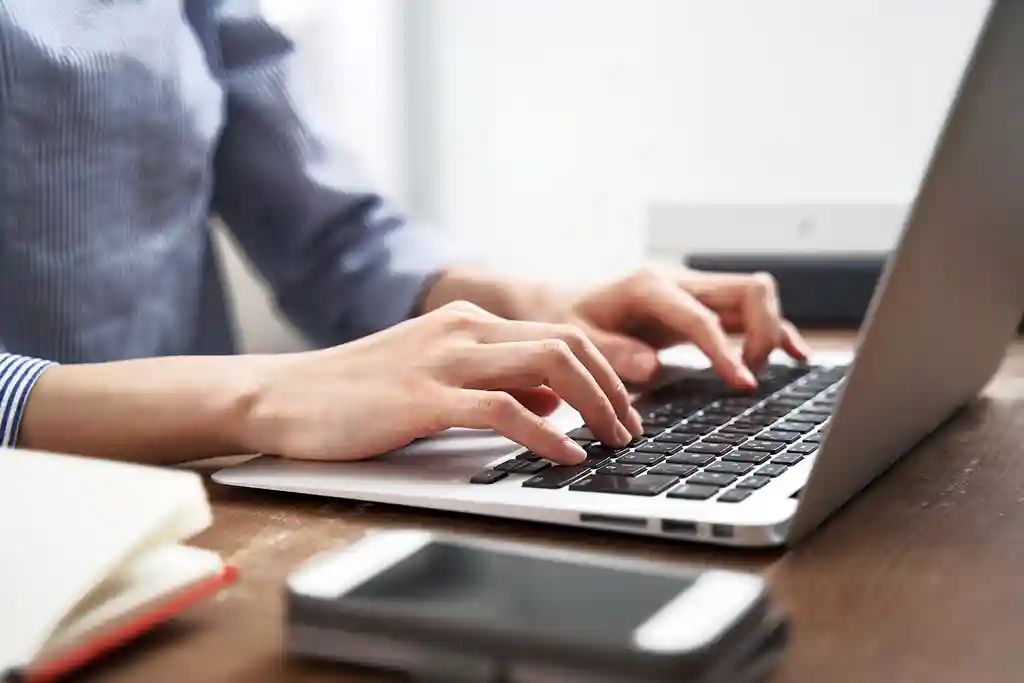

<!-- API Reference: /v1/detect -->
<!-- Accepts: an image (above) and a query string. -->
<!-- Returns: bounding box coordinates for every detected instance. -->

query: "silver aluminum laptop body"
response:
[213,1,1024,547]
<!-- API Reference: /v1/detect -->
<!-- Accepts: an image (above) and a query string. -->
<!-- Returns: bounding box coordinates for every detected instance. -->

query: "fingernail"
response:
[563,439,588,464]
[737,365,758,388]
[615,423,632,445]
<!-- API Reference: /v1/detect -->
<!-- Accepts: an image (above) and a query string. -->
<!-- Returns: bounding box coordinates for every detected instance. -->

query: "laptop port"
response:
[579,513,647,529]
[661,519,698,536]
[711,524,734,539]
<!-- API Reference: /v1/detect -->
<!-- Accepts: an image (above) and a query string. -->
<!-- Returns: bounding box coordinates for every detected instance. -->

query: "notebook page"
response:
[0,450,210,670]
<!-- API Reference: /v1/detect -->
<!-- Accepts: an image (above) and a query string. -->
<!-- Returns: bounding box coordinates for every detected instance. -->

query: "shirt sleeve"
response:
[0,352,56,449]
[202,1,455,347]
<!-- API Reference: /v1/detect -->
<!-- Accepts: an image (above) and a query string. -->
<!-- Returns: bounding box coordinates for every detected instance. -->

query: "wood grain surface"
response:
[69,335,1024,683]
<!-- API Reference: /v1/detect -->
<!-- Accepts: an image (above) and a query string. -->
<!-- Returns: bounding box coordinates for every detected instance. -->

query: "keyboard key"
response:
[617,451,665,466]
[666,453,716,467]
[675,422,716,436]
[733,416,776,428]
[648,463,698,478]
[566,427,595,441]
[787,442,819,455]
[516,460,551,474]
[522,465,589,489]
[719,424,762,436]
[775,421,816,434]
[654,432,698,446]
[772,453,805,466]
[718,489,753,503]
[695,414,731,427]
[804,434,823,444]
[800,405,834,416]
[636,442,683,455]
[782,389,819,400]
[791,412,829,425]
[759,430,802,444]
[772,397,809,408]
[580,454,613,469]
[722,450,771,465]
[688,472,738,487]
[756,464,788,478]
[643,424,669,437]
[570,474,678,496]
[739,440,785,454]
[737,475,771,489]
[495,459,531,473]
[597,463,646,477]
[703,433,747,446]
[515,451,541,461]
[668,484,720,500]
[705,461,755,476]
[705,404,747,418]
[684,442,733,456]
[470,470,508,485]
[586,444,628,459]
[719,397,760,409]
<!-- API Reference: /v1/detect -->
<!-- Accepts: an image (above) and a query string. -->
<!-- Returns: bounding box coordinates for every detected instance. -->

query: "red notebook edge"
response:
[21,564,239,683]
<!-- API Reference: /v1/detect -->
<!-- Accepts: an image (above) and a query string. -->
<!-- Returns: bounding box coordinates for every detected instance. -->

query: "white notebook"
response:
[0,449,236,681]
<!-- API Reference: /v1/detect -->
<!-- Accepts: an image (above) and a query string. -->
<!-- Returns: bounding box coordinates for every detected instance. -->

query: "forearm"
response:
[418,266,568,323]
[19,355,266,465]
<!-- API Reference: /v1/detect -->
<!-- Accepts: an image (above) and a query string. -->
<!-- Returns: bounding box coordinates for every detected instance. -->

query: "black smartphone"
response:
[286,530,786,683]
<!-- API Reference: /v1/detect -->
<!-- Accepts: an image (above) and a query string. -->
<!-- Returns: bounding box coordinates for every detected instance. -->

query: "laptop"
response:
[213,0,1024,547]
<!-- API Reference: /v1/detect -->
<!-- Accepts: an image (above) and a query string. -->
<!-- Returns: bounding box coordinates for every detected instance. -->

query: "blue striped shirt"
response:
[0,1,451,445]
[0,355,53,448]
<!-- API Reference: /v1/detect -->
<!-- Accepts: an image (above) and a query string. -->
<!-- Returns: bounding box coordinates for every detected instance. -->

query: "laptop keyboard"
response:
[469,363,847,503]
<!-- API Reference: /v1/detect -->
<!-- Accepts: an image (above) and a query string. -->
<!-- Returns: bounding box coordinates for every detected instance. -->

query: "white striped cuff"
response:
[0,354,57,448]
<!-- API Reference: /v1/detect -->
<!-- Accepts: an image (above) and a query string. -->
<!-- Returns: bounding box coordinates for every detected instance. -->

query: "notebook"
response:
[0,449,237,681]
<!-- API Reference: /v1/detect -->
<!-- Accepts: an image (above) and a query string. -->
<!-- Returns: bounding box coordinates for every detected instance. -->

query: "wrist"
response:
[417,266,565,322]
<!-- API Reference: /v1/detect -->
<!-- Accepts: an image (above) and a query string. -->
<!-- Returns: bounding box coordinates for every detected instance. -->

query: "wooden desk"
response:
[75,335,1024,683]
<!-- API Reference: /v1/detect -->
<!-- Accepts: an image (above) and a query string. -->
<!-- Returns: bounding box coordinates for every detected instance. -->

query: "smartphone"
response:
[286,530,786,683]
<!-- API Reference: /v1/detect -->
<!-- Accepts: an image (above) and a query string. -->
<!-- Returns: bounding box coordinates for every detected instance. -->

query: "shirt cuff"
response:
[0,354,57,448]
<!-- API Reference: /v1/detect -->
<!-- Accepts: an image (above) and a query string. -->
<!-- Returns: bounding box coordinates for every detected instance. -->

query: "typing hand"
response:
[563,266,811,387]
[242,302,642,464]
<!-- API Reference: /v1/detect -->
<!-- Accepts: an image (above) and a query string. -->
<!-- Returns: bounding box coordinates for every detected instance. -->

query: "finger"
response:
[472,320,640,439]
[678,271,785,374]
[781,321,812,361]
[508,387,562,417]
[718,313,810,364]
[458,341,632,447]
[637,277,757,389]
[453,390,587,465]
[737,274,786,374]
[584,325,660,384]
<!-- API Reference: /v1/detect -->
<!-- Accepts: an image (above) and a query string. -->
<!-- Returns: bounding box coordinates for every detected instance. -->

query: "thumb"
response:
[585,328,660,383]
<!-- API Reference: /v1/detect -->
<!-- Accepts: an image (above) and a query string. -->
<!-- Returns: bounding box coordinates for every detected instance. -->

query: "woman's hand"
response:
[420,265,811,389]
[242,302,643,464]
[565,266,811,386]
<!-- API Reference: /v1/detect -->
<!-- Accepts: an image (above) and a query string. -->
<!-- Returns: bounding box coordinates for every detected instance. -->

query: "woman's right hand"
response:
[242,301,644,465]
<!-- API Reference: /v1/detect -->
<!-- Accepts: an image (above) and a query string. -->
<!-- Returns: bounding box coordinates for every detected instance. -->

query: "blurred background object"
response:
[219,0,992,350]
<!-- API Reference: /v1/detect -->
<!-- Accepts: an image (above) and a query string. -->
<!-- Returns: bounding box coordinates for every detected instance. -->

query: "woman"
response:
[0,0,807,466]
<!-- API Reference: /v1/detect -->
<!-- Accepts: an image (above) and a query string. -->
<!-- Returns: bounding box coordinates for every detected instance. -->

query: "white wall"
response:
[418,0,990,283]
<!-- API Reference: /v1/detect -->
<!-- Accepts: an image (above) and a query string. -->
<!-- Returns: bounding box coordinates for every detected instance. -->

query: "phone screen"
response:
[346,541,694,643]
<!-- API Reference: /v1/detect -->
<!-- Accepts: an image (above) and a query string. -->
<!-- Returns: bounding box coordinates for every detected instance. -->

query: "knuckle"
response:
[620,266,659,295]
[555,324,587,349]
[480,392,518,420]
[692,307,721,330]
[439,300,484,329]
[540,339,574,364]
[750,271,779,296]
